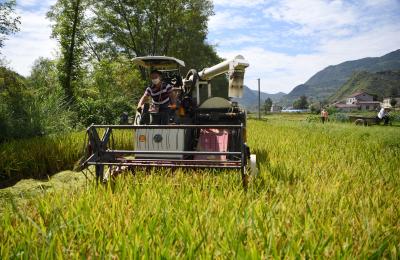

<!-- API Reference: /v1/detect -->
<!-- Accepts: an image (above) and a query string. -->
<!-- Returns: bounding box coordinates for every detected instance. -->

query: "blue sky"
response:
[2,0,400,93]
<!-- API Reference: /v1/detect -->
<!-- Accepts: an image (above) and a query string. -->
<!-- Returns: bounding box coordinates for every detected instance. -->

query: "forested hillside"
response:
[329,70,400,102]
[284,49,400,103]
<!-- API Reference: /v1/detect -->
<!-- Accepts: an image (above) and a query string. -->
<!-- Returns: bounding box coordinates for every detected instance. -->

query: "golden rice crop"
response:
[1,118,399,258]
[0,130,134,183]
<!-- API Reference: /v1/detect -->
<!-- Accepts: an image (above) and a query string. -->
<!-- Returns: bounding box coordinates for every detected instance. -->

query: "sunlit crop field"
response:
[1,119,399,258]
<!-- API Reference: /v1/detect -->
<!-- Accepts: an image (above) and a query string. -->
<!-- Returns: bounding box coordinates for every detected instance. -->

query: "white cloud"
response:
[210,34,270,49]
[18,0,56,8]
[362,0,397,7]
[212,0,268,7]
[263,0,400,37]
[219,47,326,94]
[208,10,254,32]
[211,0,400,93]
[2,6,57,76]
[318,23,400,60]
[218,21,400,94]
[264,0,359,36]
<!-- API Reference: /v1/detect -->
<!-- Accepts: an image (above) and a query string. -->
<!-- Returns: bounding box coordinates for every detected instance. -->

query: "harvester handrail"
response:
[87,162,241,169]
[104,150,242,155]
[88,124,243,130]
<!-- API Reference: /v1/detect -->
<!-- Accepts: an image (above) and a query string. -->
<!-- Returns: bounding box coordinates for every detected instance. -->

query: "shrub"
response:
[330,113,349,122]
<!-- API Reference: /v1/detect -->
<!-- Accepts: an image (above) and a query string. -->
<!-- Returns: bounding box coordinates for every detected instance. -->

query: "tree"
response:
[0,67,41,141]
[390,98,397,108]
[91,56,144,101]
[263,98,272,114]
[28,58,60,95]
[75,56,144,126]
[28,57,75,134]
[0,0,20,51]
[390,85,398,97]
[293,95,308,109]
[48,0,88,105]
[91,0,220,76]
[309,102,321,114]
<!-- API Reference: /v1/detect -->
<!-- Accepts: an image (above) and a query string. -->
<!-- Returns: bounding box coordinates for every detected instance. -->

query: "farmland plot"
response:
[1,119,399,258]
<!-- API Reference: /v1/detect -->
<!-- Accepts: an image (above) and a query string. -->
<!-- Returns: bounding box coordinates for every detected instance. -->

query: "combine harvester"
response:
[81,55,257,188]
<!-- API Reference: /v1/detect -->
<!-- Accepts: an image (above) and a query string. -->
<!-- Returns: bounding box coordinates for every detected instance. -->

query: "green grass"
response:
[1,118,399,258]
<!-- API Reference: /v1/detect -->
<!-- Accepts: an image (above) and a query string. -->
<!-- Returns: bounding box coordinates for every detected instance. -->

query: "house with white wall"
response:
[334,91,380,111]
[346,92,373,104]
[270,104,282,112]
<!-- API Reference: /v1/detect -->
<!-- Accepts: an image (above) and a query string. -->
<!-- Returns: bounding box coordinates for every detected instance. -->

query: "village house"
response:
[270,103,282,112]
[334,91,381,112]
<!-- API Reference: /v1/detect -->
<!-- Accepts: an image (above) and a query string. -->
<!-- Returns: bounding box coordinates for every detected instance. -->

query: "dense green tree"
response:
[48,0,88,105]
[390,98,397,108]
[264,98,272,114]
[28,58,60,95]
[309,102,321,114]
[0,0,20,50]
[76,56,144,126]
[0,60,71,141]
[390,85,398,97]
[91,0,221,76]
[28,58,75,134]
[0,67,41,141]
[293,95,309,109]
[91,56,144,100]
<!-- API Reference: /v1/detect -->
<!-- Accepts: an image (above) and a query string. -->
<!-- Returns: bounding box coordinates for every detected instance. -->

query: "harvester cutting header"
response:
[81,55,257,188]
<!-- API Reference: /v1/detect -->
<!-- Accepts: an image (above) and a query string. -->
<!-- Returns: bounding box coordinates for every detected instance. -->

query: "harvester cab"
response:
[81,55,258,188]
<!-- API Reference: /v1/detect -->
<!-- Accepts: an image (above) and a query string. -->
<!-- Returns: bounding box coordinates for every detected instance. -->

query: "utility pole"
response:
[258,78,261,119]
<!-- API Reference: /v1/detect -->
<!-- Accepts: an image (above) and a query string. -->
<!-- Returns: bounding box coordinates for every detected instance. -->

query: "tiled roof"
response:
[334,103,359,108]
[349,91,371,98]
[357,101,380,104]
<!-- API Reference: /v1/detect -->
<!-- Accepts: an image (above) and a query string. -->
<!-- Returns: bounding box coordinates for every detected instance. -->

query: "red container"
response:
[195,129,229,161]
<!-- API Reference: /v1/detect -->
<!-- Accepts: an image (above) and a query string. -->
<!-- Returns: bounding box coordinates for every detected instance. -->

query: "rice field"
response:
[1,118,399,258]
[0,130,134,187]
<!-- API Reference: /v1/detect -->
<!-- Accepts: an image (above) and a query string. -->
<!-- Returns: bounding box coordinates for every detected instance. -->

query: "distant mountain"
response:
[233,86,286,111]
[283,49,400,103]
[329,70,400,102]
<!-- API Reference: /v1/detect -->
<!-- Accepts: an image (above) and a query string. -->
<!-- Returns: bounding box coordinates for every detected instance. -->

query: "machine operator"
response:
[137,70,175,125]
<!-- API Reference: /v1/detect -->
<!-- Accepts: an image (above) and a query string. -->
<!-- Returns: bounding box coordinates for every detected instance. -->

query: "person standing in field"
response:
[376,107,390,125]
[321,108,329,124]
